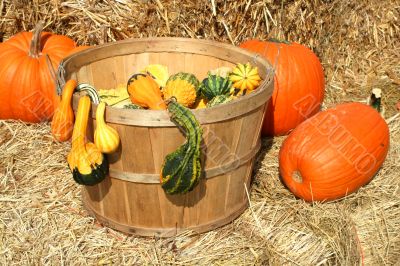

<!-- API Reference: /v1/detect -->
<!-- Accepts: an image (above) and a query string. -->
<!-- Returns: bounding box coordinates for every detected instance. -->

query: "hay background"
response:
[0,0,399,265]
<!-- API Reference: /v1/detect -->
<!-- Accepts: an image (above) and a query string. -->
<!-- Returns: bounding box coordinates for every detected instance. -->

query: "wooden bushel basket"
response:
[59,38,274,237]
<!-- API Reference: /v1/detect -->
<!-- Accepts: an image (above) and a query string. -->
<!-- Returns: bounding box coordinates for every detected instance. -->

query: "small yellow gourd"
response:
[193,98,208,109]
[94,102,120,154]
[229,62,261,95]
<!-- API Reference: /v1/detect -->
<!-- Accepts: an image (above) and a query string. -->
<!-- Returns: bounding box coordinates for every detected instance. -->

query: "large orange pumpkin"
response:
[279,102,389,202]
[240,39,325,136]
[0,22,77,122]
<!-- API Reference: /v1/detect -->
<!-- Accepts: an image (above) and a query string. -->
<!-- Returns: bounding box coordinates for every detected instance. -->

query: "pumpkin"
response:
[67,96,108,186]
[206,95,232,108]
[163,72,200,108]
[94,102,120,154]
[279,102,389,202]
[240,39,325,136]
[0,22,77,122]
[229,62,261,96]
[160,98,203,194]
[51,79,77,142]
[66,45,91,56]
[127,73,166,110]
[200,74,233,101]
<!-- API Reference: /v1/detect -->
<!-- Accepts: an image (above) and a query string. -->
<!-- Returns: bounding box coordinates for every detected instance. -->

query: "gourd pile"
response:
[97,63,262,110]
[51,62,262,195]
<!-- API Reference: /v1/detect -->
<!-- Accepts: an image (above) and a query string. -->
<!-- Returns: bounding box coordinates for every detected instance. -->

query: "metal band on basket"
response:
[108,141,261,184]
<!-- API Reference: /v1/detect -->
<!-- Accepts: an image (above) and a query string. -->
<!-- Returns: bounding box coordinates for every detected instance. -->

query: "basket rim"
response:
[60,37,274,126]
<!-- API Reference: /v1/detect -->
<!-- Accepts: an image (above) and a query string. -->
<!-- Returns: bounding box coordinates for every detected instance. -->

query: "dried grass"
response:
[1,0,400,265]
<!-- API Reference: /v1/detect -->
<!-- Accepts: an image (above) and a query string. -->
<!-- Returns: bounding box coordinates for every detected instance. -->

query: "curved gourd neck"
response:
[60,80,77,107]
[72,96,91,148]
[96,102,106,125]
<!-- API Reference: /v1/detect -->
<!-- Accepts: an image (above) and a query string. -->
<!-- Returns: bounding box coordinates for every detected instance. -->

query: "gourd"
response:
[123,103,143,109]
[193,98,208,109]
[163,72,200,108]
[76,83,100,104]
[279,102,389,202]
[200,74,233,101]
[160,98,203,194]
[98,84,129,106]
[127,73,166,110]
[67,96,108,186]
[240,39,325,136]
[94,102,120,154]
[206,95,232,108]
[0,21,77,122]
[141,64,169,87]
[229,62,261,96]
[208,66,232,78]
[51,79,77,142]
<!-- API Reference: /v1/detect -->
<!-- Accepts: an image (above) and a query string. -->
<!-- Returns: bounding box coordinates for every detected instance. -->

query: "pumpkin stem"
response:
[369,88,382,113]
[292,171,303,183]
[29,21,45,58]
[267,38,291,45]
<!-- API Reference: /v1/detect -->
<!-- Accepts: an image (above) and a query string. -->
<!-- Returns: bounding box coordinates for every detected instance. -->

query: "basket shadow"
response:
[250,136,274,185]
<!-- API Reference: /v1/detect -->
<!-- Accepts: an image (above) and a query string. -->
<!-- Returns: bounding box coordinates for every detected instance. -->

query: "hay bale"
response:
[0,0,399,264]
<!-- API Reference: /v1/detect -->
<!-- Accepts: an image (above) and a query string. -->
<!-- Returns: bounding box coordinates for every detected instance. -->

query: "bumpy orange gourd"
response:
[51,80,77,142]
[240,39,325,136]
[127,73,166,110]
[279,102,389,202]
[0,22,77,122]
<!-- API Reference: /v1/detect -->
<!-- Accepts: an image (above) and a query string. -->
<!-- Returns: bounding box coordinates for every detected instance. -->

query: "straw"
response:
[1,0,399,264]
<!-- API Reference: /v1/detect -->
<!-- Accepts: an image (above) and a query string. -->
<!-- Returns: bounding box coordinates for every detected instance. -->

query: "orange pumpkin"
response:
[240,39,325,136]
[0,22,77,122]
[66,45,91,56]
[279,102,389,202]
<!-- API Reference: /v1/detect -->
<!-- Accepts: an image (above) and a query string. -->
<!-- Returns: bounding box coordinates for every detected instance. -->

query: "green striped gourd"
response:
[163,72,200,108]
[160,99,203,194]
[123,103,143,109]
[76,83,100,104]
[200,74,233,101]
[206,94,232,107]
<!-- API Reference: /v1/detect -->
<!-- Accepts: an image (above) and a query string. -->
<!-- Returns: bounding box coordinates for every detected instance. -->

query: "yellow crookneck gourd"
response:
[94,102,120,154]
[67,96,108,186]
